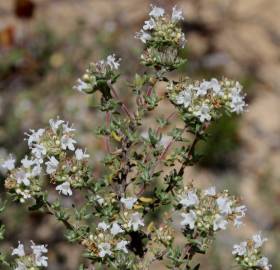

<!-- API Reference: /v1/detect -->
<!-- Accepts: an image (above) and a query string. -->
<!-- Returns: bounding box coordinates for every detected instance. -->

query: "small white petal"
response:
[56,182,72,196]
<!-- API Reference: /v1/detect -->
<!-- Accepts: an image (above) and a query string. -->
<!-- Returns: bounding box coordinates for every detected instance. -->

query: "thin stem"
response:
[107,81,134,120]
[105,111,111,153]
[45,201,74,231]
[178,133,200,176]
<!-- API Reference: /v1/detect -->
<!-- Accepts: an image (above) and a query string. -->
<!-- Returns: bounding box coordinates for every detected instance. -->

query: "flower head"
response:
[176,90,192,108]
[172,6,184,22]
[193,103,211,123]
[106,54,121,70]
[180,191,199,207]
[253,232,267,248]
[149,5,165,17]
[12,242,25,257]
[121,197,137,209]
[98,242,112,258]
[128,212,145,231]
[180,210,196,229]
[56,182,72,196]
[232,241,247,256]
[1,155,16,171]
[116,240,129,253]
[75,148,90,161]
[45,156,59,174]
[61,135,76,151]
[110,222,124,236]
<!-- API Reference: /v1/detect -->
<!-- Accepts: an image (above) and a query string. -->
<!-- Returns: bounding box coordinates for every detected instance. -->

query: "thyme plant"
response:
[0,5,271,270]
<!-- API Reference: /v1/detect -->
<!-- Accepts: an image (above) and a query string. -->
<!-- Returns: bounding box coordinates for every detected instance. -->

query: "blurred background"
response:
[0,0,279,269]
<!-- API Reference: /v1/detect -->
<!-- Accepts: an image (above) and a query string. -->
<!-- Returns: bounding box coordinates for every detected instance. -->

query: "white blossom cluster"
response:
[1,118,90,202]
[135,5,185,47]
[178,185,247,233]
[232,233,271,270]
[12,241,48,269]
[168,78,247,123]
[85,220,129,258]
[73,54,121,93]
[82,196,145,259]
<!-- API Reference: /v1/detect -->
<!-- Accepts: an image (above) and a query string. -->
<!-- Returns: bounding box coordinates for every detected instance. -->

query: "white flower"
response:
[128,212,145,231]
[25,129,45,147]
[172,6,184,22]
[62,122,75,133]
[179,32,186,48]
[97,222,110,231]
[15,262,27,270]
[180,210,197,229]
[30,161,41,177]
[16,188,32,203]
[56,182,72,196]
[31,242,48,268]
[1,155,16,171]
[234,205,247,228]
[203,186,216,196]
[12,242,25,257]
[180,191,199,207]
[230,83,242,99]
[230,97,246,114]
[15,170,30,186]
[116,240,129,253]
[96,195,105,205]
[35,254,48,267]
[75,148,90,161]
[232,241,247,256]
[61,135,76,151]
[110,222,124,235]
[98,242,112,258]
[196,81,210,96]
[209,78,223,96]
[30,242,48,257]
[106,54,121,70]
[216,196,232,215]
[31,144,46,160]
[73,79,91,93]
[49,118,64,133]
[135,30,151,44]
[45,156,59,174]
[234,217,243,228]
[257,257,271,269]
[213,214,228,231]
[252,233,267,248]
[235,205,247,217]
[194,103,211,122]
[121,197,137,209]
[229,84,246,114]
[143,18,156,30]
[21,156,34,168]
[149,5,165,17]
[16,189,32,202]
[176,90,192,108]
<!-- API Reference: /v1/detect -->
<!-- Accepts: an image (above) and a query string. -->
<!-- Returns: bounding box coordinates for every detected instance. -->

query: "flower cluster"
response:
[82,196,145,261]
[12,241,48,269]
[136,5,186,69]
[73,54,121,94]
[2,118,90,202]
[168,78,247,125]
[177,184,246,251]
[232,233,271,270]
